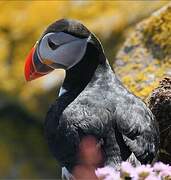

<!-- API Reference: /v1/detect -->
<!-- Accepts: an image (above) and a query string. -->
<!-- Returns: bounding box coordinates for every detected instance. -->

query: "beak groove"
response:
[24,47,53,81]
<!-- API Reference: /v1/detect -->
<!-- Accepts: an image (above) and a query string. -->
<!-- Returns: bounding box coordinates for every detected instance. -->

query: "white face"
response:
[37,32,90,70]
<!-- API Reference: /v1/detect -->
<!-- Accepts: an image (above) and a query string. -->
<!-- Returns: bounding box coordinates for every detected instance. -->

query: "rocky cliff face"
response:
[115,4,171,164]
[115,4,171,99]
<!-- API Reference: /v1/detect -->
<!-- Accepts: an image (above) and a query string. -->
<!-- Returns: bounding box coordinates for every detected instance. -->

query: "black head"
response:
[43,19,90,38]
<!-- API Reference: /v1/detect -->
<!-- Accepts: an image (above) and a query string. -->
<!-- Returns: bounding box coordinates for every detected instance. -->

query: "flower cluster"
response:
[95,162,171,180]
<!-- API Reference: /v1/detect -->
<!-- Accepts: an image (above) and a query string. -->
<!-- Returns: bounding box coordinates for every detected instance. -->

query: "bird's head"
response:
[24,19,105,81]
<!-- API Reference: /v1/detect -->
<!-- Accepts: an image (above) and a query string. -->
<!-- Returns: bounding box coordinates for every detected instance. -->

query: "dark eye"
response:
[47,38,60,50]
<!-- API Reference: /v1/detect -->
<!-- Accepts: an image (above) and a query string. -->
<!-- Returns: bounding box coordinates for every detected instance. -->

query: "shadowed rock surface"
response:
[148,77,171,164]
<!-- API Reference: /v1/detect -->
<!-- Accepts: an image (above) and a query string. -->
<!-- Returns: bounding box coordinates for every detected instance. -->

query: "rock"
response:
[114,3,171,164]
[148,77,171,164]
[114,3,171,99]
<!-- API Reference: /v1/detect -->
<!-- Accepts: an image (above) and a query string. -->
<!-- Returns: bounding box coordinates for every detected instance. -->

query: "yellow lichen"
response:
[115,3,171,100]
[143,5,171,59]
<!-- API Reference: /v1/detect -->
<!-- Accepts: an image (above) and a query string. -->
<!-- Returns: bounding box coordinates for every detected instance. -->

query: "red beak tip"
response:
[24,47,35,81]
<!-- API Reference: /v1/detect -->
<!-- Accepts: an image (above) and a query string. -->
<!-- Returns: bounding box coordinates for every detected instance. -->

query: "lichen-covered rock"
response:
[148,77,171,164]
[114,3,171,99]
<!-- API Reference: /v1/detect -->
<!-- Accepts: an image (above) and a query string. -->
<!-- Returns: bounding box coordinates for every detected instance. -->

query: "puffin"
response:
[24,19,159,179]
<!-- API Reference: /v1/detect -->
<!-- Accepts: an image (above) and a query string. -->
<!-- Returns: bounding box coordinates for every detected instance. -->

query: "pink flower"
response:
[153,162,171,173]
[121,162,133,172]
[95,166,120,180]
[135,164,153,179]
[120,162,138,179]
[160,169,171,177]
[94,162,171,180]
[145,174,161,180]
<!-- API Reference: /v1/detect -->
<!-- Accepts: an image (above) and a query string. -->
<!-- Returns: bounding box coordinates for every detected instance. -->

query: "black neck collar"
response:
[60,43,105,96]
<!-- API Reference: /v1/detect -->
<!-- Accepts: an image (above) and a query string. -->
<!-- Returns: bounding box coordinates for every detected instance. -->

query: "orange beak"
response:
[24,47,53,81]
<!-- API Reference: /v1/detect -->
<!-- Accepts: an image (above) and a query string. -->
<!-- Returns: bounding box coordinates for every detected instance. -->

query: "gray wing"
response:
[115,99,159,164]
[61,96,133,168]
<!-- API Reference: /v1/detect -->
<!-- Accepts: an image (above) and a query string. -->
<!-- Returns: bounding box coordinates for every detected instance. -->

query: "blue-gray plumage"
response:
[25,19,159,174]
